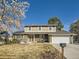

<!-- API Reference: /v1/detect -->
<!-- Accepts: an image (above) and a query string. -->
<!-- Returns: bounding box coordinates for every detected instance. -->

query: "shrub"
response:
[0,43,61,59]
[10,39,19,44]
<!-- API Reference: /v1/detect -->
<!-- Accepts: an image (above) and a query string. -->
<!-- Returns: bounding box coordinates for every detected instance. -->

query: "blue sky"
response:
[23,0,79,31]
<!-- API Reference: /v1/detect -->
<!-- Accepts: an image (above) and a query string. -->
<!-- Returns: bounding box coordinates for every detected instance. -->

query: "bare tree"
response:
[0,0,29,44]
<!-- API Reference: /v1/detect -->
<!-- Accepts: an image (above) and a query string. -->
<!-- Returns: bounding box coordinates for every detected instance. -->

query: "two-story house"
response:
[13,24,76,44]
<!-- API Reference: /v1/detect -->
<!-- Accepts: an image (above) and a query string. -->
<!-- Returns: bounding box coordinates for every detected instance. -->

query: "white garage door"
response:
[52,36,70,44]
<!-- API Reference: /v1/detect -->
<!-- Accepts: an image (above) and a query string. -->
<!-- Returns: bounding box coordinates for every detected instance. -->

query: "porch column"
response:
[22,35,24,39]
[39,35,41,41]
[27,35,30,42]
[33,35,35,42]
[43,35,45,39]
[30,35,32,42]
[39,34,42,42]
[70,35,73,44]
[49,35,52,43]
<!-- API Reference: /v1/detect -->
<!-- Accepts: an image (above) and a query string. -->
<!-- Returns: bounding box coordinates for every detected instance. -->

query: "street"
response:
[53,44,79,59]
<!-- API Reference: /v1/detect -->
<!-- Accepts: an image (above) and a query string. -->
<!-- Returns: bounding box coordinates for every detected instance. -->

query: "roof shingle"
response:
[13,30,76,36]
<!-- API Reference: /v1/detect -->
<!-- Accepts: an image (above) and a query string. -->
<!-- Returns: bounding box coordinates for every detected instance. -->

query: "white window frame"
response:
[49,27,52,30]
[38,27,42,31]
[29,27,31,31]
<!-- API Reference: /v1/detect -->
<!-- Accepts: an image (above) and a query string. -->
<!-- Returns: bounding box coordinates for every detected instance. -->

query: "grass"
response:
[0,43,61,59]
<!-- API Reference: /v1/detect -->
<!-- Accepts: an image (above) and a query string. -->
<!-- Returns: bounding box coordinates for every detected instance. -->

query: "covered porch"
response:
[26,34,49,43]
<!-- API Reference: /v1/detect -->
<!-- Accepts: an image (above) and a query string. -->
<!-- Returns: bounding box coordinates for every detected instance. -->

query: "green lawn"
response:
[0,43,61,59]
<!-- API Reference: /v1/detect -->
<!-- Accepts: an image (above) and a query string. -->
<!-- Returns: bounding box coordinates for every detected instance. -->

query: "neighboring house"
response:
[0,31,9,44]
[13,24,76,44]
[0,35,5,44]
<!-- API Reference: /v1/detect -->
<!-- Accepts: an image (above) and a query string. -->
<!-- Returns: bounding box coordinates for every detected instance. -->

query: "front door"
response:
[44,34,49,42]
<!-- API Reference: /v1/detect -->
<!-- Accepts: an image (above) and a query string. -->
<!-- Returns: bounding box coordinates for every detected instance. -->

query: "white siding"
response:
[24,27,56,32]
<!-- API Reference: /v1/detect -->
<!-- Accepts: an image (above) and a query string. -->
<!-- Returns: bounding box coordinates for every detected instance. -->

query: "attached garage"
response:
[49,30,76,44]
[52,36,70,44]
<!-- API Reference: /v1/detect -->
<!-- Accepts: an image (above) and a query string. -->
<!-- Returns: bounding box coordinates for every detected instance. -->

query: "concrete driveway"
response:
[53,44,79,59]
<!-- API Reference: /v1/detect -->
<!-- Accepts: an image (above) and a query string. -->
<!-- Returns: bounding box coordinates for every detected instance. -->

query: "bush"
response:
[10,39,19,44]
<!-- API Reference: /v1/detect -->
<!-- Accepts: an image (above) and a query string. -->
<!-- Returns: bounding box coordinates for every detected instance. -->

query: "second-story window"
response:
[49,27,52,30]
[39,27,42,30]
[29,27,31,30]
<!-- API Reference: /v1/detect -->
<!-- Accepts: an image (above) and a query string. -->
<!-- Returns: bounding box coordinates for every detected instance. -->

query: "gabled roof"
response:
[50,30,76,35]
[24,24,57,27]
[13,30,76,36]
